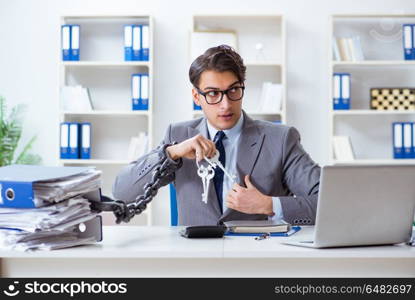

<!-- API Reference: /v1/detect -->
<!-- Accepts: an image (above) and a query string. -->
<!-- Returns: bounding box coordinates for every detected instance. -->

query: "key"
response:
[197,165,208,203]
[203,165,215,204]
[204,151,236,183]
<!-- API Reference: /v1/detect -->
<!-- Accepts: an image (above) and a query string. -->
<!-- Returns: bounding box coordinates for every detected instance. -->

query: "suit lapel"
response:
[219,112,266,223]
[235,112,265,186]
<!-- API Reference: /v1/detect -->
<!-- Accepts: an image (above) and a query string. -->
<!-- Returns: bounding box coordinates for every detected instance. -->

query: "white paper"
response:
[333,136,355,161]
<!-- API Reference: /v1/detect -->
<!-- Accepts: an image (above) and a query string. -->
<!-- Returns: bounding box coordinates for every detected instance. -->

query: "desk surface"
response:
[0,226,414,259]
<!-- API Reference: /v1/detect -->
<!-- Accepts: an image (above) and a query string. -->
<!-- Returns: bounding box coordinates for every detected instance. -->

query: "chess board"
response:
[370,88,415,111]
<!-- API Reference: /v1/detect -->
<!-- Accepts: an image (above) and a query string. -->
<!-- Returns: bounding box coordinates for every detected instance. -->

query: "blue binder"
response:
[340,73,351,109]
[141,24,150,61]
[139,73,149,110]
[0,165,96,208]
[412,122,415,159]
[225,226,301,237]
[403,24,413,60]
[131,74,140,110]
[68,122,80,159]
[131,73,149,110]
[333,73,350,110]
[60,122,70,159]
[332,73,341,110]
[70,25,80,61]
[132,25,142,61]
[393,122,404,159]
[403,122,412,159]
[80,123,91,159]
[61,25,71,61]
[124,25,133,61]
[412,25,415,60]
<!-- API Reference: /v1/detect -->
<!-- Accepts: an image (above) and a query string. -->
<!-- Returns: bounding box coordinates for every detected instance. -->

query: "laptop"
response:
[283,165,415,248]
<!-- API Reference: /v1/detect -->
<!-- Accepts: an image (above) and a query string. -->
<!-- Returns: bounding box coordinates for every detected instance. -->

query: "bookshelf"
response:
[329,14,415,165]
[190,15,286,124]
[59,15,154,226]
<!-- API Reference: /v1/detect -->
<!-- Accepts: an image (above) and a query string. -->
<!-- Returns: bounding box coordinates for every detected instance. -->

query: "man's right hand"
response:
[166,134,217,162]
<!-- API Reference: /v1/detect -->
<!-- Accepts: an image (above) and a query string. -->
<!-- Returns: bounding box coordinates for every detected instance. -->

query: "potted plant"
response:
[0,96,41,166]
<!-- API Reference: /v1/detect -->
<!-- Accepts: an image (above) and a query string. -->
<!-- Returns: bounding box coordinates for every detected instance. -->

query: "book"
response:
[223,220,291,233]
[334,36,364,61]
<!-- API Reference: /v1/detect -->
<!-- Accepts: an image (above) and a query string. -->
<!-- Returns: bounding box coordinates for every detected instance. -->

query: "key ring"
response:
[255,233,271,241]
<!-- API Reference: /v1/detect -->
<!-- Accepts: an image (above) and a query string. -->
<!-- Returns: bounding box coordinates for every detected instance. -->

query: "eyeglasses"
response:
[196,86,245,105]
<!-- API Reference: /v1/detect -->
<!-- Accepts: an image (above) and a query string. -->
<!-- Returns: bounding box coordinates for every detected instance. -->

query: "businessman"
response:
[113,45,320,226]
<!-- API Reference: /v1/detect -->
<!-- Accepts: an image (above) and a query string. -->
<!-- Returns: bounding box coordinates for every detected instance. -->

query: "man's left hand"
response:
[226,175,273,215]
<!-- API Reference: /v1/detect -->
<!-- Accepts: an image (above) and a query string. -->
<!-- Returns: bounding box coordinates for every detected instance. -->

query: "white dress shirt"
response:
[206,114,284,221]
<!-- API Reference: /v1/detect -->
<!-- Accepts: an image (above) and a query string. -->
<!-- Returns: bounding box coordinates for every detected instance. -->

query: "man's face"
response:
[192,70,243,130]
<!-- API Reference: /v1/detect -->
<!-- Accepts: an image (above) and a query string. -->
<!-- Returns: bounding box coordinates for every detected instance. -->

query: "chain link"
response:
[113,145,181,224]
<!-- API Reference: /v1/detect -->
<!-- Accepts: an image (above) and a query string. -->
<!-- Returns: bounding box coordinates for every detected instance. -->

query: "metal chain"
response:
[113,147,180,224]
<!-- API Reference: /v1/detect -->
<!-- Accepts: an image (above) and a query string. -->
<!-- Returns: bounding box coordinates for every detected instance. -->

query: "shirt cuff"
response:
[268,197,284,221]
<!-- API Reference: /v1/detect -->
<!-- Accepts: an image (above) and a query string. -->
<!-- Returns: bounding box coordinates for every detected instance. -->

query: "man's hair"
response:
[189,45,246,88]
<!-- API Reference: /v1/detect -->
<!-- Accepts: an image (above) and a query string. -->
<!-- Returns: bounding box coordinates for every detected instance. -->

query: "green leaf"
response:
[0,95,42,167]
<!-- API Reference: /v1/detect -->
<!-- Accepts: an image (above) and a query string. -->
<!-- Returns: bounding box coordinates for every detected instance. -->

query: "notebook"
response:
[224,220,291,233]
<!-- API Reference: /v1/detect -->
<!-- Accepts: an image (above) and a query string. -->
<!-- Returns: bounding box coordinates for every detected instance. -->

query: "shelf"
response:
[61,159,131,165]
[332,14,415,18]
[245,61,282,67]
[331,110,415,116]
[332,61,415,66]
[332,159,415,165]
[61,61,150,67]
[192,111,283,116]
[63,14,151,19]
[62,111,150,116]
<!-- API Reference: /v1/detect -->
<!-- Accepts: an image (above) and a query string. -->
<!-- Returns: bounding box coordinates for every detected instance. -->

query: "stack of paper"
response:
[33,168,101,207]
[258,82,283,113]
[0,165,102,251]
[0,197,99,251]
[127,132,149,161]
[61,85,94,112]
[332,136,355,161]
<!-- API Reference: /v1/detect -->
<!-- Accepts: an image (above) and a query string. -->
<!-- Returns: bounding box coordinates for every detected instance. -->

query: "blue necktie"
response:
[213,131,226,213]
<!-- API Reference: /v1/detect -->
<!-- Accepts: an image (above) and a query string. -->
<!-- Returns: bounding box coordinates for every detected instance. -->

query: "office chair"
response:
[169,184,178,226]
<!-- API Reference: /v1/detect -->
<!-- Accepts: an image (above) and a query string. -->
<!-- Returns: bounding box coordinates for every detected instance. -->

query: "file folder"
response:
[60,122,70,159]
[132,25,142,61]
[61,25,71,61]
[393,122,404,159]
[131,74,140,110]
[80,123,91,159]
[141,24,150,61]
[68,122,80,159]
[70,25,80,61]
[124,25,133,61]
[412,25,415,60]
[333,73,341,110]
[412,122,415,159]
[403,122,412,158]
[0,165,97,208]
[403,24,413,60]
[140,73,149,110]
[340,73,351,109]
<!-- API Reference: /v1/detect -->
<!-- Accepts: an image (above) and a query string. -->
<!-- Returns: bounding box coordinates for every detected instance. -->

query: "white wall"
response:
[1,0,414,225]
